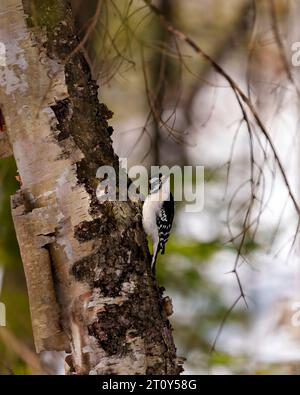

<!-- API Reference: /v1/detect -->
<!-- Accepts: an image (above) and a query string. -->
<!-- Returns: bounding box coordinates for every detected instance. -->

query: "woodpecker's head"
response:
[149,173,169,194]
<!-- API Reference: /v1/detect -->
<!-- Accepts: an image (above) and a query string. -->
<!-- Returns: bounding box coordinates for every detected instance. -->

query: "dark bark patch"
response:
[72,252,97,285]
[51,98,72,141]
[0,108,5,132]
[107,126,114,136]
[89,295,164,358]
[72,243,136,297]
[23,0,66,30]
[72,219,148,298]
[88,305,127,355]
[74,217,116,242]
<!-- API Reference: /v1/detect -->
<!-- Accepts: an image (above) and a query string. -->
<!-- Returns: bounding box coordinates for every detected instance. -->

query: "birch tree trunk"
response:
[0,0,182,375]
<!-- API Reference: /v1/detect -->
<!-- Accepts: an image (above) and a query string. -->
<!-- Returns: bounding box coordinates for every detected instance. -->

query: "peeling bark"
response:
[11,191,68,352]
[0,0,182,374]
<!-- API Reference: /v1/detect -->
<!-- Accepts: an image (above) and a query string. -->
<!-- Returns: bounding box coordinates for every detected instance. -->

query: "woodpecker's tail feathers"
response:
[151,244,160,274]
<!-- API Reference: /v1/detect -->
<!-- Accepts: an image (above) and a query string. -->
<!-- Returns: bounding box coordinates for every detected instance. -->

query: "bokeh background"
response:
[1,0,300,374]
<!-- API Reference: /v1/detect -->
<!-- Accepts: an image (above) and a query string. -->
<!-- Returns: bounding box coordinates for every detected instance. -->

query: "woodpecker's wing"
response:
[156,193,174,255]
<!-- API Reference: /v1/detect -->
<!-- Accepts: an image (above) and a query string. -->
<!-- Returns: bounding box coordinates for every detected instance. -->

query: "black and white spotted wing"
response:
[156,193,174,255]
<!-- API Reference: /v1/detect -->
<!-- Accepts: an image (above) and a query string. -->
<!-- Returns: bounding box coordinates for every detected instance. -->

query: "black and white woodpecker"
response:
[142,173,174,273]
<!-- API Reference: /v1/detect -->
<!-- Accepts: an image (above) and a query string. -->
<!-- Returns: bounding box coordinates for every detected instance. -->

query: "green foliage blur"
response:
[0,158,33,374]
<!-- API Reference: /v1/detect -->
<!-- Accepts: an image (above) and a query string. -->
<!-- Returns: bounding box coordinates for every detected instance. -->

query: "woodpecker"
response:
[142,173,174,273]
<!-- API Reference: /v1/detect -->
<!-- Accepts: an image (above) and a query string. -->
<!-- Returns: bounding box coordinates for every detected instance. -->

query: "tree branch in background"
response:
[0,327,49,374]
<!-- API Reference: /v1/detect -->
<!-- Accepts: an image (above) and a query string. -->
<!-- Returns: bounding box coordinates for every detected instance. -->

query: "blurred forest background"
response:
[1,0,300,374]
